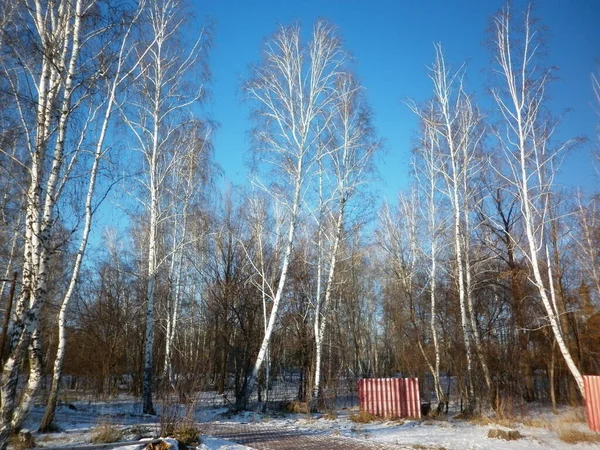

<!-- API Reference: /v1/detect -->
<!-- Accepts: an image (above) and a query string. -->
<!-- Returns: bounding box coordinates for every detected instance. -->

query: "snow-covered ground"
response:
[21,396,598,449]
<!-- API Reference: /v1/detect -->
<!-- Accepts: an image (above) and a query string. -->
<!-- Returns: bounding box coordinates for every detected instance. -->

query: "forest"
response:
[0,0,598,447]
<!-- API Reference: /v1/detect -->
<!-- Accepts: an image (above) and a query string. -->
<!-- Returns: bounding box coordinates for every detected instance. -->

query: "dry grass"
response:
[91,420,123,443]
[322,411,337,420]
[521,418,550,429]
[467,414,516,429]
[172,421,201,445]
[145,441,175,450]
[554,423,600,444]
[487,428,522,441]
[349,410,378,423]
[8,430,36,450]
[160,414,200,445]
[284,400,309,414]
[560,407,587,424]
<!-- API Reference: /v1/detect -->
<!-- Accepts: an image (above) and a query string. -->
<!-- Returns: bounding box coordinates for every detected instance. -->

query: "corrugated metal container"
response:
[584,375,600,432]
[357,378,421,419]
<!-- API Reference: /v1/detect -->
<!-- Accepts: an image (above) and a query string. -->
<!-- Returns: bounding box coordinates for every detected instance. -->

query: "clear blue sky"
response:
[199,0,599,201]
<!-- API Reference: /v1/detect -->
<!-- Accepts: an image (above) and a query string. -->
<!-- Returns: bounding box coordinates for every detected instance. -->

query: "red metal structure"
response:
[357,377,421,419]
[584,375,600,432]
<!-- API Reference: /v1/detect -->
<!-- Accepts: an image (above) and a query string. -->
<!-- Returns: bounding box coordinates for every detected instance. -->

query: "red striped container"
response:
[357,378,421,419]
[584,375,600,432]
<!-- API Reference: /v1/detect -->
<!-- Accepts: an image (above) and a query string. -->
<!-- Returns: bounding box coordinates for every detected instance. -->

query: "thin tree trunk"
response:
[243,159,303,408]
[313,201,344,406]
[142,185,158,415]
[11,329,43,431]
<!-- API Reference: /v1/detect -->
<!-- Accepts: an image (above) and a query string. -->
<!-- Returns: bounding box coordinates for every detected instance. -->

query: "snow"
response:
[199,437,253,450]
[266,407,595,450]
[22,396,597,450]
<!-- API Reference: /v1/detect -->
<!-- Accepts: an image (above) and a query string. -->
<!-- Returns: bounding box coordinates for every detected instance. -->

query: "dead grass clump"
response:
[521,418,550,429]
[91,420,123,443]
[467,414,515,428]
[145,440,176,450]
[466,415,491,426]
[160,414,200,445]
[8,430,36,450]
[322,411,337,420]
[554,423,600,444]
[284,400,309,414]
[560,408,587,424]
[349,410,378,423]
[173,421,201,445]
[487,428,522,441]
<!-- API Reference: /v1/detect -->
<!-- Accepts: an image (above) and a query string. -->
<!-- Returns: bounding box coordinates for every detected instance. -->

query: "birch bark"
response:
[241,20,347,407]
[491,5,584,397]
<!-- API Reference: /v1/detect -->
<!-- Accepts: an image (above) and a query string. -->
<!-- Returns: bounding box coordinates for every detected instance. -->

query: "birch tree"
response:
[161,120,213,385]
[412,45,489,412]
[37,2,154,431]
[490,4,585,397]
[412,108,448,408]
[0,0,119,442]
[312,72,378,406]
[122,0,211,414]
[242,20,347,407]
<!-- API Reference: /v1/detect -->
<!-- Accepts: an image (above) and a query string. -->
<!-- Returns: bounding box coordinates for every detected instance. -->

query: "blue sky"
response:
[200,0,599,201]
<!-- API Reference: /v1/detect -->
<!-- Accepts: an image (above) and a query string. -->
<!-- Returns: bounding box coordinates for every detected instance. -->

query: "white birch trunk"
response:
[11,329,42,430]
[245,159,303,404]
[0,0,84,441]
[447,100,476,413]
[492,6,585,398]
[39,22,126,424]
[142,171,159,414]
[313,201,344,404]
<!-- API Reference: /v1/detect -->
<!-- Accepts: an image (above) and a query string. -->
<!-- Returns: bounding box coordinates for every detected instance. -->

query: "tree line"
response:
[0,0,598,446]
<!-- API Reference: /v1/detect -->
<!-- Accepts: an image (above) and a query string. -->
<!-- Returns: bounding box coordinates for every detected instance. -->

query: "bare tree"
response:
[242,19,347,407]
[162,121,213,385]
[312,72,378,406]
[490,4,584,397]
[411,45,489,412]
[121,0,210,414]
[412,107,448,408]
[37,1,155,431]
[0,0,111,442]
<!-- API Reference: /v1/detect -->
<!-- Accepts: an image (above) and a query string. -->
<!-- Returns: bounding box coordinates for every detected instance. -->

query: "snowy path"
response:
[201,422,408,449]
